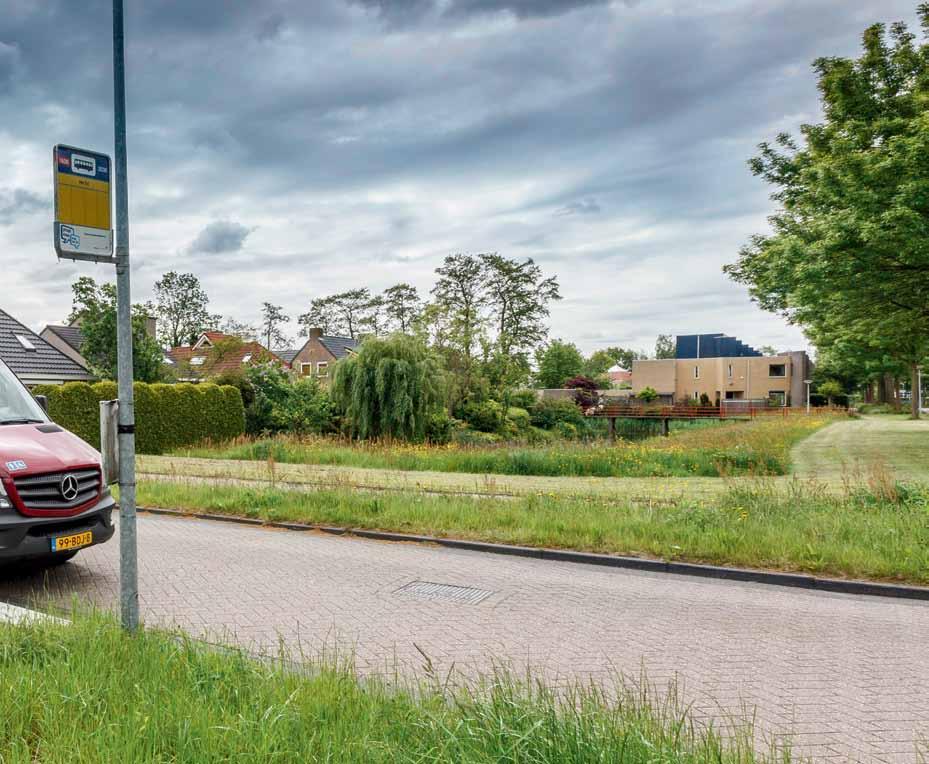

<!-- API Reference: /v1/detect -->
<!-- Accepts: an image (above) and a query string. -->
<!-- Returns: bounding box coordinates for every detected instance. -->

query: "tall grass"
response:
[174,415,835,478]
[137,471,929,584]
[0,614,781,763]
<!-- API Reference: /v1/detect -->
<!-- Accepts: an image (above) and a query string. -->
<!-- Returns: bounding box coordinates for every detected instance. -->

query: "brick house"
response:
[284,328,358,382]
[166,331,286,381]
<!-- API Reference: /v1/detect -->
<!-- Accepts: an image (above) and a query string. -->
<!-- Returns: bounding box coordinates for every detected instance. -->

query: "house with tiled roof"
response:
[284,328,359,382]
[165,330,286,381]
[0,309,95,385]
[42,316,158,375]
[40,324,89,370]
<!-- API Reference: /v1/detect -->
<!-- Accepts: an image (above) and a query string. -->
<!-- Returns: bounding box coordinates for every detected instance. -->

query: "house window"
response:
[769,363,786,377]
[692,391,699,400]
[693,365,700,379]
[317,361,329,377]
[299,363,312,376]
[14,334,36,351]
[241,354,252,364]
[727,364,733,378]
[190,356,206,366]
[769,390,786,406]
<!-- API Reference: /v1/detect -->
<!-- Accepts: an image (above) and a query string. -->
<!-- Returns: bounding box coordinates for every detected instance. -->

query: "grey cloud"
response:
[352,0,608,23]
[0,0,917,354]
[556,198,601,216]
[0,188,48,225]
[187,221,253,254]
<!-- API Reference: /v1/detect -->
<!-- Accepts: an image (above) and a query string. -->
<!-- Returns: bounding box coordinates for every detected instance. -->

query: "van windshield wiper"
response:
[0,418,44,425]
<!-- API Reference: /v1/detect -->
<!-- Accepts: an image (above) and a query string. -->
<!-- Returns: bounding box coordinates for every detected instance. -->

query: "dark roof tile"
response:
[0,310,92,381]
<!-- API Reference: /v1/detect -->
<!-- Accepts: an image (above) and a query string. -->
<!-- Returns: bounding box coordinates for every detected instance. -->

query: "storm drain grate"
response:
[395,581,494,605]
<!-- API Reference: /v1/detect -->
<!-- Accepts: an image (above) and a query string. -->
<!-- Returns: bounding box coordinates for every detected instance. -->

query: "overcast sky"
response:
[0,0,919,354]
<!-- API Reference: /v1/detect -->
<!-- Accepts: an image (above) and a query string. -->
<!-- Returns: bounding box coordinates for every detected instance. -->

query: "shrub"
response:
[35,381,245,453]
[565,375,599,409]
[638,386,659,403]
[425,411,454,444]
[506,406,531,432]
[554,421,578,439]
[279,378,333,435]
[529,398,585,430]
[508,389,538,410]
[459,400,504,433]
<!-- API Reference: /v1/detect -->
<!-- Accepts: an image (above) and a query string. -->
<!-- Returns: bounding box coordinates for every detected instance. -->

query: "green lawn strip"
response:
[0,614,777,763]
[171,414,837,479]
[135,478,929,586]
[791,415,929,482]
[138,454,732,501]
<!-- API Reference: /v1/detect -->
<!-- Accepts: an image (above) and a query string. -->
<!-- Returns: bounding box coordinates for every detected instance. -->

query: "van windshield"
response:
[0,362,48,424]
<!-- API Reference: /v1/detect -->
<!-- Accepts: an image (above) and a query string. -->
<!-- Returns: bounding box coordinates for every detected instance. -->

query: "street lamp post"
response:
[113,0,138,632]
[804,379,812,415]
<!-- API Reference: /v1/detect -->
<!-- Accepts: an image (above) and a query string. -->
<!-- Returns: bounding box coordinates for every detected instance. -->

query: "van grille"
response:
[13,468,101,511]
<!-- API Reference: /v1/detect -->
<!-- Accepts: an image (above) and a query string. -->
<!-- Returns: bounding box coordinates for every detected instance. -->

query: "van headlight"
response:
[0,481,12,510]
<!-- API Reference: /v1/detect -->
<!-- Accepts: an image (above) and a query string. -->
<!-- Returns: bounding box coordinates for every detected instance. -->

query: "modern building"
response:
[631,334,813,407]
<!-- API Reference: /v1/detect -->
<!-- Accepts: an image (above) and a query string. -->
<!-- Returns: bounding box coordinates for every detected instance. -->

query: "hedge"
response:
[30,382,245,455]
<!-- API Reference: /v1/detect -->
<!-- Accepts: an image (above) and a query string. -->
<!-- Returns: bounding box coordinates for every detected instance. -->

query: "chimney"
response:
[144,316,157,339]
[309,327,323,340]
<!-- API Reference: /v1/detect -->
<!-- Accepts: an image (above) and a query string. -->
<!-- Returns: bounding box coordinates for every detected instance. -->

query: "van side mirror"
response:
[35,395,48,414]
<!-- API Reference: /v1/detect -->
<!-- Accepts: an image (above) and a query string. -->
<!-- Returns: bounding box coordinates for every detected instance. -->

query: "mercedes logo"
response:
[59,474,80,502]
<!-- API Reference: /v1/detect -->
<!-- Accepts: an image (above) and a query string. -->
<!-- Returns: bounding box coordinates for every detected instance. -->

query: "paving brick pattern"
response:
[1,514,927,762]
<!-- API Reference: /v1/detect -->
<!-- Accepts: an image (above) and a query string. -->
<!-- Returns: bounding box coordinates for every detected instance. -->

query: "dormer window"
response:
[14,334,36,351]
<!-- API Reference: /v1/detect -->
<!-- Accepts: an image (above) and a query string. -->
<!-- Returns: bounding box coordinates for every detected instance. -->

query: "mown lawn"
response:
[136,475,929,585]
[0,615,776,763]
[173,414,837,478]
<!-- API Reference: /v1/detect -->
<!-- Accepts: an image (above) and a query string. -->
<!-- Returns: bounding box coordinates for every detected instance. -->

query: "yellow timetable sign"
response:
[53,144,113,261]
[54,145,111,229]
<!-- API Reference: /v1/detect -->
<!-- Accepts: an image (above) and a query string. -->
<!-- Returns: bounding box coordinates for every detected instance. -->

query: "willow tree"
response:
[725,6,929,418]
[331,335,444,441]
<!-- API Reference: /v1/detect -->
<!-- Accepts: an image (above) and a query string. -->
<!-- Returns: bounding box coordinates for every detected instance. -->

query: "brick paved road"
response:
[1,513,927,763]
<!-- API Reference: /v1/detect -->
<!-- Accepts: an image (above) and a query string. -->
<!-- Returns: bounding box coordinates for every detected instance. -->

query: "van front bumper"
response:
[0,492,116,563]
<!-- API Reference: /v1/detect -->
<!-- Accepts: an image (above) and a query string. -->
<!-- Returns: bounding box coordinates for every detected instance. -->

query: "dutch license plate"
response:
[51,530,93,553]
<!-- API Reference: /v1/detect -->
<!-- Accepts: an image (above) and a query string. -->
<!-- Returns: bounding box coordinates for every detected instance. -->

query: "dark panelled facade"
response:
[675,333,762,359]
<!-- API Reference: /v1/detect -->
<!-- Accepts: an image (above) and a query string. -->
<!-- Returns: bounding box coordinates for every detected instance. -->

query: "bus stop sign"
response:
[53,144,114,263]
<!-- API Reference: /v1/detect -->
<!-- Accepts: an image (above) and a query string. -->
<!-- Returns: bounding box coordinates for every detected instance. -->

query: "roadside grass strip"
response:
[0,613,787,763]
[139,454,733,501]
[172,414,837,479]
[135,476,929,586]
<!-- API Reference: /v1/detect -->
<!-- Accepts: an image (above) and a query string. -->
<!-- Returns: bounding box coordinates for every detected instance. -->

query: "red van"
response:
[0,360,115,565]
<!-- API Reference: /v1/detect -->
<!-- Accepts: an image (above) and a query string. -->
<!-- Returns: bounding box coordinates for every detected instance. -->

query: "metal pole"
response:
[113,0,138,631]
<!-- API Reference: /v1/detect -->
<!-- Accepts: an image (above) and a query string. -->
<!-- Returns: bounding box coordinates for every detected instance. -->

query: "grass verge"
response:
[173,414,837,478]
[136,474,929,585]
[0,614,780,763]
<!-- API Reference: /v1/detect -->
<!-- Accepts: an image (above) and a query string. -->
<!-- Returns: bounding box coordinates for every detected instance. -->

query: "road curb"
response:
[137,506,929,602]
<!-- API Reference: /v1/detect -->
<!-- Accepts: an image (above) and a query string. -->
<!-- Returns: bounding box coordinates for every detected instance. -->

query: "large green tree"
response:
[535,340,584,389]
[654,334,675,360]
[383,283,422,333]
[260,302,290,350]
[153,271,218,349]
[330,335,444,441]
[430,254,488,389]
[69,277,164,382]
[481,253,560,390]
[298,289,373,339]
[725,7,929,418]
